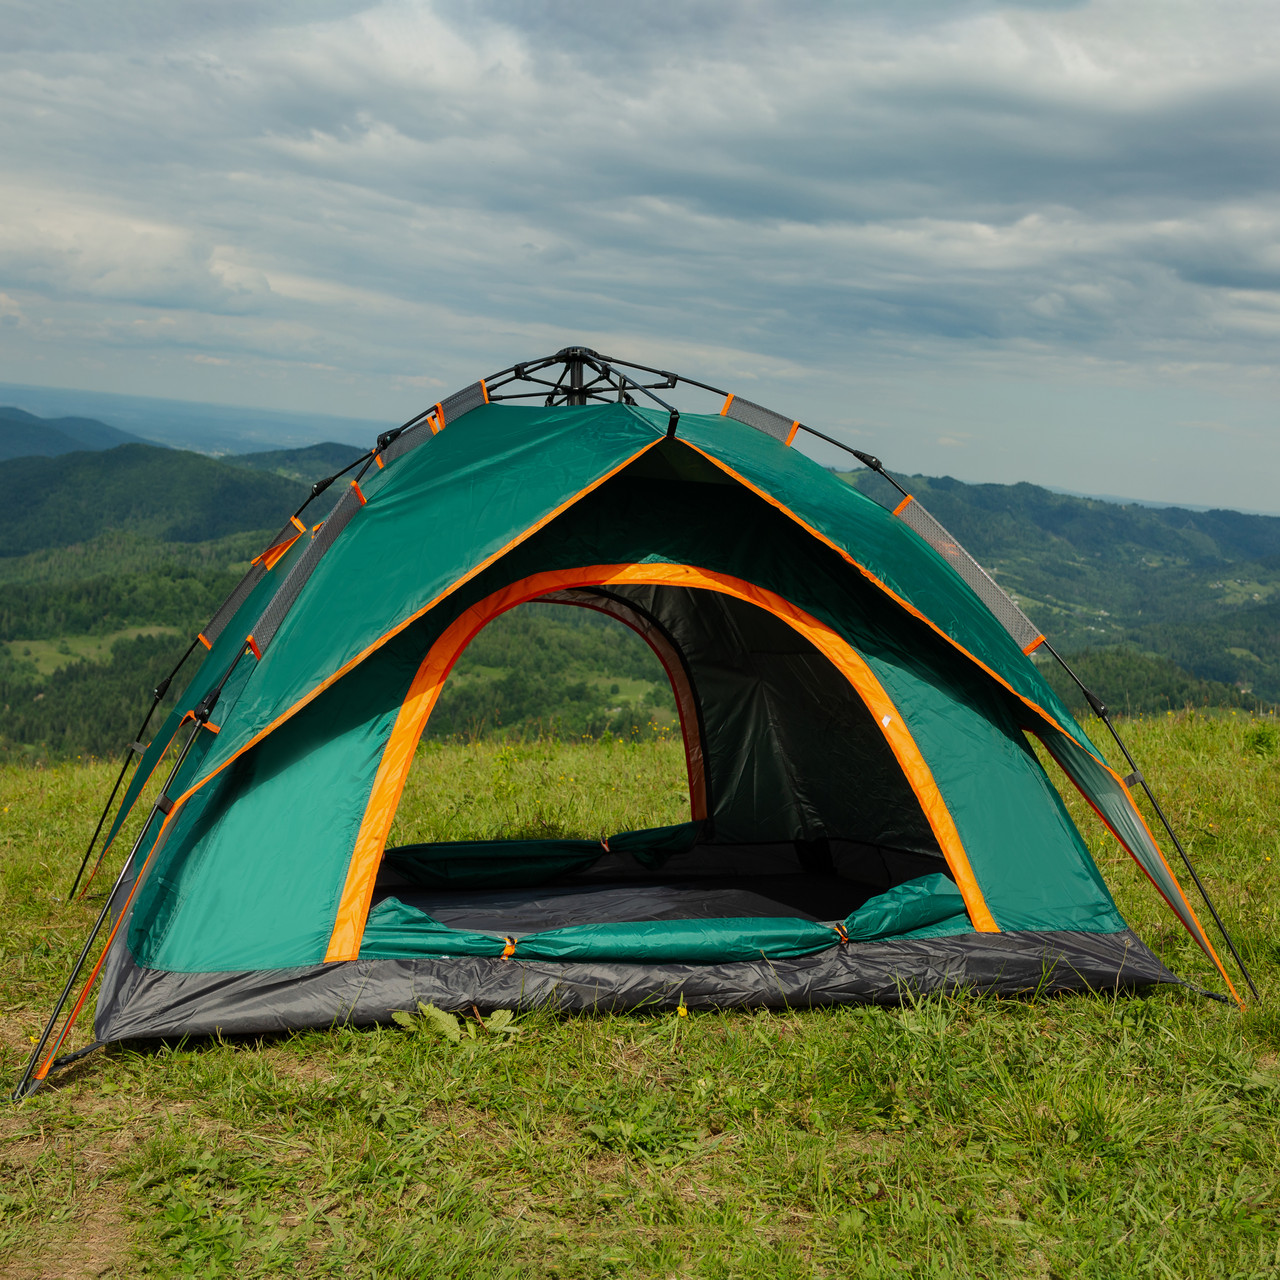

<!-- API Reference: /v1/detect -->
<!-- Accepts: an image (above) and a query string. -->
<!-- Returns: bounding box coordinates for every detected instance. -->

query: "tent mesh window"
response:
[723,396,796,443]
[896,498,1042,651]
[252,484,366,653]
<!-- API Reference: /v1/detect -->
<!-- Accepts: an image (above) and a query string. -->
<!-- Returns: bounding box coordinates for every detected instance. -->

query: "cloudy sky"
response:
[2,1,1278,508]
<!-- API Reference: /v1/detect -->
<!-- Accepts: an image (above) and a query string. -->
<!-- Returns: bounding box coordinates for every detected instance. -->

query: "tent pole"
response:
[14,713,209,1100]
[67,635,201,901]
[14,648,248,1101]
[797,427,1260,1003]
[1042,640,1260,1003]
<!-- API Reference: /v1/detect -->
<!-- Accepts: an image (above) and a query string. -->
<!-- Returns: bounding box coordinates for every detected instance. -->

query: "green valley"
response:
[2,426,1278,760]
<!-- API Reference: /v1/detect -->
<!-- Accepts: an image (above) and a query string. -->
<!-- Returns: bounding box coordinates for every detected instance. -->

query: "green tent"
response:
[19,348,1244,1094]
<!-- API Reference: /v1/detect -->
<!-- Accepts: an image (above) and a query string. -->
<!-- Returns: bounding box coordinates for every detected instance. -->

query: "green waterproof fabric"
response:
[194,404,665,781]
[357,873,972,963]
[844,873,968,941]
[130,446,1131,973]
[672,413,1102,758]
[128,631,413,972]
[98,529,313,860]
[122,403,1201,979]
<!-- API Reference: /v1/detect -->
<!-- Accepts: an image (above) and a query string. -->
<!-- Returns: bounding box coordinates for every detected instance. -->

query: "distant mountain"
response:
[0,406,149,461]
[228,441,368,485]
[0,444,305,557]
[847,470,1280,701]
[0,381,388,455]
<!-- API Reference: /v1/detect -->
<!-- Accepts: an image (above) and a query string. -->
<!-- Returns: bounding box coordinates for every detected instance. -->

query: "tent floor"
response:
[370,874,878,934]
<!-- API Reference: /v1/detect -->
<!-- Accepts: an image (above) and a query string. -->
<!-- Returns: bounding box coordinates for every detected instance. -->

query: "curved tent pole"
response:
[1040,639,1260,1003]
[14,646,249,1100]
[69,445,388,904]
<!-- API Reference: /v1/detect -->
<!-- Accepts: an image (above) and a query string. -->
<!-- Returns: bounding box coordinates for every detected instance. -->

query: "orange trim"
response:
[1029,728,1242,1007]
[720,393,734,417]
[892,494,914,518]
[375,453,385,470]
[291,515,306,533]
[784,421,800,448]
[324,564,997,961]
[428,413,441,435]
[1023,634,1046,655]
[247,634,262,661]
[255,528,305,571]
[502,937,516,958]
[197,632,212,650]
[352,480,367,506]
[150,440,668,882]
[538,589,708,822]
[434,402,445,431]
[481,380,490,405]
[680,441,1104,765]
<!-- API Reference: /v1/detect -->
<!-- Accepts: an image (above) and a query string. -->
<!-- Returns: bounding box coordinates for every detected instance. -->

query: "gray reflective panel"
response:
[250,484,365,654]
[896,497,1043,653]
[722,395,796,443]
[201,560,268,646]
[439,381,488,426]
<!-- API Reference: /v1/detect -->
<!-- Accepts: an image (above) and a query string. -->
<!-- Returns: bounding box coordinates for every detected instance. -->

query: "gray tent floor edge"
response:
[95,930,1179,1043]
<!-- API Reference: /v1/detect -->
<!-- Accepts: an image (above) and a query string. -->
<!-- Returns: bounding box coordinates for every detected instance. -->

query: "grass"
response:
[15,628,182,678]
[0,715,1278,1277]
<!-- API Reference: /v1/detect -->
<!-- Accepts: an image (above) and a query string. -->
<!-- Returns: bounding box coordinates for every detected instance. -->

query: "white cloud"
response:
[1,0,1278,506]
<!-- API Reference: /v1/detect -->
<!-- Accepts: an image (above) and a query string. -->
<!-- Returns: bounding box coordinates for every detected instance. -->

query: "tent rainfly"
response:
[16,347,1255,1098]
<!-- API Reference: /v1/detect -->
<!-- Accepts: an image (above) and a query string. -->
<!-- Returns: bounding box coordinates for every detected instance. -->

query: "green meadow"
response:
[1,714,1278,1278]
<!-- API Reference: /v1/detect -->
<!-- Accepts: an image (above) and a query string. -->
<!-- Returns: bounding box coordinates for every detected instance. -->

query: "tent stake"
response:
[1042,640,1260,1003]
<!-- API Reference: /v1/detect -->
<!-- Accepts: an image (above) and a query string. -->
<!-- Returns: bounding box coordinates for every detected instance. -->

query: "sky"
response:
[2,0,1278,508]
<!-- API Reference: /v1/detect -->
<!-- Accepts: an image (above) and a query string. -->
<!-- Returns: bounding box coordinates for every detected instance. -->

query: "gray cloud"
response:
[1,0,1278,507]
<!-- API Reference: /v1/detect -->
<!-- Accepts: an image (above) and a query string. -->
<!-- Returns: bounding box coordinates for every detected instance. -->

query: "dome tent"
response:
[18,348,1250,1096]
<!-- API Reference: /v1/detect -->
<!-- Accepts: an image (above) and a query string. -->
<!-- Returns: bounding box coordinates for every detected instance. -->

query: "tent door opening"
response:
[363,582,966,962]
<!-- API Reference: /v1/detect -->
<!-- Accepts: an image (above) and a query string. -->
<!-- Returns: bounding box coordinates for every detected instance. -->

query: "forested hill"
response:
[846,470,1280,702]
[2,440,1277,758]
[0,445,306,556]
[0,406,148,461]
[227,441,367,484]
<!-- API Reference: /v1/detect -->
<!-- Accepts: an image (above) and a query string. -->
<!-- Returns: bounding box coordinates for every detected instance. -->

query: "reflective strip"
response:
[892,494,914,518]
[353,481,367,506]
[720,393,735,416]
[324,563,998,961]
[784,421,800,447]
[197,633,212,650]
[1023,634,1046,655]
